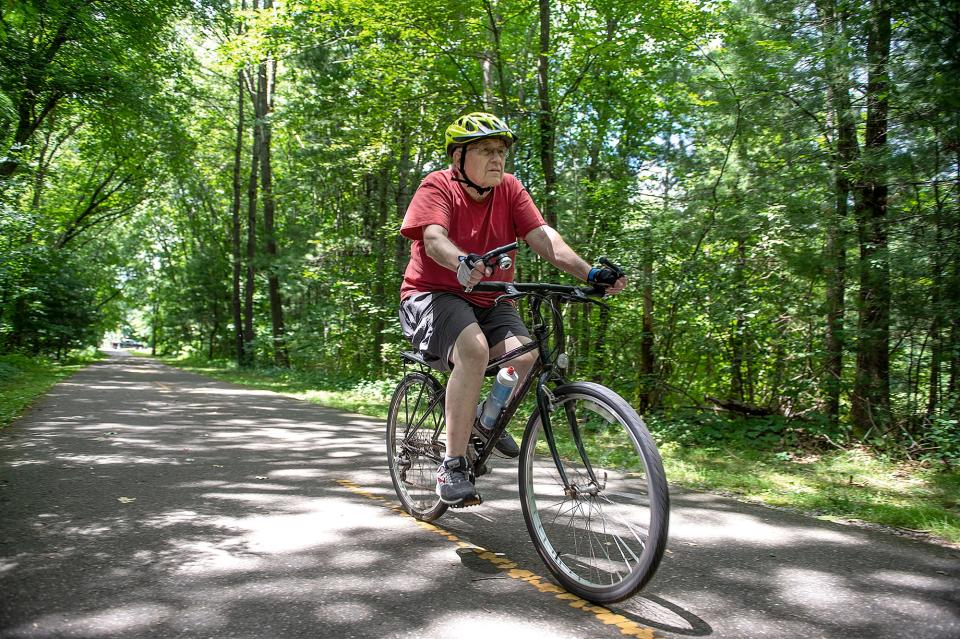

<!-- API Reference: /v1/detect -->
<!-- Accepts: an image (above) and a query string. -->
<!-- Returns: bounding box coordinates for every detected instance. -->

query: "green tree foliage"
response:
[0,0,202,357]
[2,0,957,460]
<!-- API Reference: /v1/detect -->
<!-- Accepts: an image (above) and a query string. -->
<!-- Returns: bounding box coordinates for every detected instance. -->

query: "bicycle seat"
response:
[402,351,500,377]
[401,351,430,367]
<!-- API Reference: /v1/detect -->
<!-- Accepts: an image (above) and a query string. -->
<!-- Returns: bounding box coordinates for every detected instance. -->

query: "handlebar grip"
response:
[464,242,519,292]
[598,257,626,278]
[480,242,518,263]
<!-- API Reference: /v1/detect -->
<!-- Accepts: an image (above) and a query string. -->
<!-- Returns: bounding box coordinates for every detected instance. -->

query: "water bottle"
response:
[479,366,519,428]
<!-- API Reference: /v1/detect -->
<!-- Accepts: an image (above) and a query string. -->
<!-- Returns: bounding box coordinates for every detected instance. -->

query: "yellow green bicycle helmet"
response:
[445,112,517,195]
[445,112,517,155]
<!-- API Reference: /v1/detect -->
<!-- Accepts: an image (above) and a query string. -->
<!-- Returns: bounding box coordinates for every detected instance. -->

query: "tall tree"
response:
[851,0,892,434]
[232,64,246,368]
[257,0,289,368]
[537,0,558,227]
[243,54,260,366]
[815,0,859,424]
[0,0,188,178]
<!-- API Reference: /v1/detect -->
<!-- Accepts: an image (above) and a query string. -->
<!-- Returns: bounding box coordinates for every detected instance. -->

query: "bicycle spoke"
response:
[520,385,668,602]
[388,373,447,521]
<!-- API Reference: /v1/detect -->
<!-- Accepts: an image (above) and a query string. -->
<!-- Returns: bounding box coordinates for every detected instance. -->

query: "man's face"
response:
[456,139,509,189]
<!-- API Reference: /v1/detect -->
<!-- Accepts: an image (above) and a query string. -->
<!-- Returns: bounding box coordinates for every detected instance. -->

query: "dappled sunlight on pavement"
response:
[0,355,957,639]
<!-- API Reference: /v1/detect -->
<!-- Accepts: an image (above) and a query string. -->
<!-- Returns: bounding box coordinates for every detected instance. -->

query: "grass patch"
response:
[0,351,101,428]
[660,442,960,544]
[158,354,960,545]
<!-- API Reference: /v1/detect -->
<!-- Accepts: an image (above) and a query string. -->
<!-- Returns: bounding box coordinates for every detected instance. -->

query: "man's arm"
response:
[524,224,626,294]
[423,224,488,287]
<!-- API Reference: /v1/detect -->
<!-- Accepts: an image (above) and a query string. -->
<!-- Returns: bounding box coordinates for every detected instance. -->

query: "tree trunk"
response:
[926,152,945,418]
[817,0,858,425]
[851,0,892,436]
[243,62,260,367]
[481,1,510,114]
[481,15,496,112]
[208,304,220,360]
[232,68,246,369]
[370,165,390,374]
[257,26,289,368]
[640,254,656,412]
[151,297,159,357]
[730,234,747,401]
[824,191,848,422]
[944,148,960,416]
[537,0,558,227]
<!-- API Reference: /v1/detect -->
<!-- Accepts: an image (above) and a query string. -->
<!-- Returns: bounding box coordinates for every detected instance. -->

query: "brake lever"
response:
[491,283,523,304]
[573,288,610,308]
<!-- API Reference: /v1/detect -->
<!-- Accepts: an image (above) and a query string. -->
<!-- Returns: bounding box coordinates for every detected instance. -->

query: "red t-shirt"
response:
[400,169,546,307]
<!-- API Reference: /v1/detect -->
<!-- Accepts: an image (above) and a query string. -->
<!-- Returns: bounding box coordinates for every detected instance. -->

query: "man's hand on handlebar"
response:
[457,254,492,289]
[458,242,518,292]
[587,258,627,296]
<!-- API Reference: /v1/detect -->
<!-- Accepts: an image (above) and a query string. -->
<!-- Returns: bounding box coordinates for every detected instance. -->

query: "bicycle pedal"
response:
[451,494,483,509]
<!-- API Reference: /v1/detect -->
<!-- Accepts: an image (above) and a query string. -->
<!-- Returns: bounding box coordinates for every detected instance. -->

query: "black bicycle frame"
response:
[468,294,587,491]
[401,288,605,491]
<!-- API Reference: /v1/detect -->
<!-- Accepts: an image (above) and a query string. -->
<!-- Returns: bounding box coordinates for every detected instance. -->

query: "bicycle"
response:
[386,243,669,603]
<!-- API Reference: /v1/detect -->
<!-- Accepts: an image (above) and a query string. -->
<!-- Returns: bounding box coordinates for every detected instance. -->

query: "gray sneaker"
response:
[436,456,479,504]
[474,423,520,458]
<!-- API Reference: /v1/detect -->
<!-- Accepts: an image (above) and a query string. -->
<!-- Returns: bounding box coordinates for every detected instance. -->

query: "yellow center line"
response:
[335,479,656,639]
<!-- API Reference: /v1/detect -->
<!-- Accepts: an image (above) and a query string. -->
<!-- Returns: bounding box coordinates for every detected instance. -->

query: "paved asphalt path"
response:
[1,354,957,639]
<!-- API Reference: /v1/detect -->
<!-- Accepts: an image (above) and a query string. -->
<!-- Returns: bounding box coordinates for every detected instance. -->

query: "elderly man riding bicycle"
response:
[398,111,626,505]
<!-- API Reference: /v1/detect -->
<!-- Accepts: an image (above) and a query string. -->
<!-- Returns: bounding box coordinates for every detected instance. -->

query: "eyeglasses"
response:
[471,145,509,160]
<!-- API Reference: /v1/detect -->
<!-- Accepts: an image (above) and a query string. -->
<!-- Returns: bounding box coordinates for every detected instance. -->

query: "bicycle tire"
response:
[518,382,669,602]
[386,371,448,521]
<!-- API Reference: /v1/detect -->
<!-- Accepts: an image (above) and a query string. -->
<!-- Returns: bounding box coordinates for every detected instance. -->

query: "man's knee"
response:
[452,325,489,370]
[513,348,538,371]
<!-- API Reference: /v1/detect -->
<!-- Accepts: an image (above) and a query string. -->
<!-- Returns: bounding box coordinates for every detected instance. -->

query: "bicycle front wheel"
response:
[386,372,448,521]
[519,382,669,603]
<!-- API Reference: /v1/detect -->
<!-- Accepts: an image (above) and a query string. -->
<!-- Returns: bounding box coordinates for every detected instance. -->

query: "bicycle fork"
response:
[535,375,606,497]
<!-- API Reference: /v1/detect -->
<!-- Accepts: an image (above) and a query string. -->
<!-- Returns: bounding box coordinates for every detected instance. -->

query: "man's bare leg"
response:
[445,323,489,458]
[489,335,537,395]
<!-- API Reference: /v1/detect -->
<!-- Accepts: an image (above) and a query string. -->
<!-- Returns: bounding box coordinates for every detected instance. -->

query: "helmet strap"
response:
[451,144,492,196]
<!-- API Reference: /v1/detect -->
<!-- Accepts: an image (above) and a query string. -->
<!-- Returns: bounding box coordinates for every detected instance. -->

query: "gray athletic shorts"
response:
[399,292,531,372]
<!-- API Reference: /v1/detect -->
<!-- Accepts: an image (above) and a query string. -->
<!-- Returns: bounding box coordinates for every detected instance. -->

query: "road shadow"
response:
[0,356,957,639]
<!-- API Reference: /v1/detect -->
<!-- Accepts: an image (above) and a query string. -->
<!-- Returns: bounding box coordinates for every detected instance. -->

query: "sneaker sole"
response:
[450,494,483,508]
[436,491,482,506]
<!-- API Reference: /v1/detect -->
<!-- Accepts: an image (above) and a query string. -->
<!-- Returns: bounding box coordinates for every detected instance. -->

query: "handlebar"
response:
[464,242,518,271]
[463,243,625,299]
[463,242,518,293]
[472,281,607,303]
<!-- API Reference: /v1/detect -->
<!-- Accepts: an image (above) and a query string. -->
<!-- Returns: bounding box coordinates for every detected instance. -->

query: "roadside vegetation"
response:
[164,355,960,546]
[0,352,101,428]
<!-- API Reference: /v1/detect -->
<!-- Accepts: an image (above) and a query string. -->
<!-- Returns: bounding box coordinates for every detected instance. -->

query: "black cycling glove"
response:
[587,266,620,287]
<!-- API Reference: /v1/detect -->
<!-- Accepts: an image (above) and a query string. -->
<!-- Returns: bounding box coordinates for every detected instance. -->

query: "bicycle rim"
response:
[519,382,669,602]
[386,372,448,521]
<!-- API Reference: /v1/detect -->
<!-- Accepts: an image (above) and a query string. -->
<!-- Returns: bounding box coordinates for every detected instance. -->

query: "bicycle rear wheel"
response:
[519,382,669,602]
[386,372,448,521]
